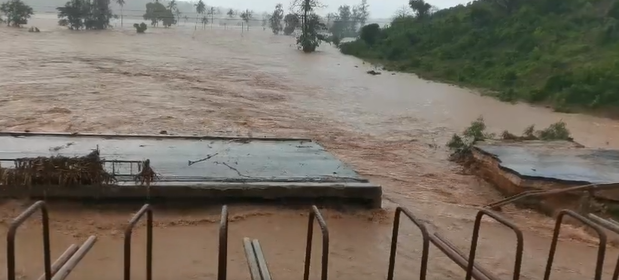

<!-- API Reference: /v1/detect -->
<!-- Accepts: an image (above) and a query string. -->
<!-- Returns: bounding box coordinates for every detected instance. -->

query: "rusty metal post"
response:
[465,209,524,280]
[386,207,430,280]
[544,210,606,280]
[303,205,329,280]
[588,214,619,280]
[218,205,229,280]
[6,200,52,280]
[124,204,153,280]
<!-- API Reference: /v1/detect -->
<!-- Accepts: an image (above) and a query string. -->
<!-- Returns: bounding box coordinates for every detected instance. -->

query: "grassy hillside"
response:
[340,0,619,112]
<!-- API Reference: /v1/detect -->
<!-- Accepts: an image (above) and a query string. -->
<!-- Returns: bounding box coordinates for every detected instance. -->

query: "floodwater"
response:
[1,14,619,280]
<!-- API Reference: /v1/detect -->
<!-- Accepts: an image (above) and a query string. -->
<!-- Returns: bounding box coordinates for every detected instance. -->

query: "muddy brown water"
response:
[1,15,619,280]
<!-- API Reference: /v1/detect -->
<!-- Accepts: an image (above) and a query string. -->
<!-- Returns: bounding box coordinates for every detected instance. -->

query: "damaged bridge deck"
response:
[0,132,381,208]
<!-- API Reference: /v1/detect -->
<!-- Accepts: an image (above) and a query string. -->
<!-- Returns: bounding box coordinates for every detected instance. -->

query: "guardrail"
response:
[8,202,619,280]
[6,201,95,280]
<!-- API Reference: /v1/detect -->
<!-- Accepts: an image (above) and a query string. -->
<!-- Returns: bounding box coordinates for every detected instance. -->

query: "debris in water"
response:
[188,153,219,166]
[367,70,381,75]
[49,142,75,152]
[159,130,168,135]
[0,149,116,187]
[135,159,159,186]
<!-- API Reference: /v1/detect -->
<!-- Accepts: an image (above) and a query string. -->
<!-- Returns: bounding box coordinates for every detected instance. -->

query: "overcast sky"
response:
[199,0,469,18]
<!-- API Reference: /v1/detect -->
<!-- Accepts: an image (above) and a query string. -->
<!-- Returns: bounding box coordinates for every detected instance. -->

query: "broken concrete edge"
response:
[0,182,383,208]
[478,139,586,149]
[471,145,595,186]
[0,131,314,142]
[468,147,619,216]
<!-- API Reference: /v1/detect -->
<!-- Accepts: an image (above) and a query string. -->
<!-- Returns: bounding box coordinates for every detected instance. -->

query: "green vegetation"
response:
[115,0,124,26]
[57,0,113,30]
[240,9,252,30]
[194,0,205,29]
[283,13,299,35]
[288,0,328,53]
[133,22,147,33]
[143,1,176,27]
[447,116,572,161]
[1,0,34,27]
[328,1,370,39]
[340,0,619,112]
[269,3,284,34]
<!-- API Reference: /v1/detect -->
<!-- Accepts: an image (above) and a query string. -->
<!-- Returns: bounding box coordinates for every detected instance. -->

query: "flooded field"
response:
[1,14,619,279]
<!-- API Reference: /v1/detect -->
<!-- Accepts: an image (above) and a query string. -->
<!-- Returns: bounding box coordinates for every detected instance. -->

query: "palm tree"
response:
[116,0,125,27]
[167,0,176,10]
[206,7,216,28]
[167,0,179,22]
[194,0,205,28]
[175,10,182,24]
[201,16,208,29]
[240,9,252,30]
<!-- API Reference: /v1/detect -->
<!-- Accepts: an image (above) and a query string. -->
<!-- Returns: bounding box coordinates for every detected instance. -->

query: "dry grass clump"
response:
[0,149,117,187]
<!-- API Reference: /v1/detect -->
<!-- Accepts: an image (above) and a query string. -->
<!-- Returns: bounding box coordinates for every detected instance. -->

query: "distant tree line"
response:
[0,0,34,27]
[340,0,619,111]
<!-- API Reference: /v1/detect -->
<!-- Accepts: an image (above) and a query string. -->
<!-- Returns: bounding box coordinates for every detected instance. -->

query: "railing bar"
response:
[218,205,229,280]
[544,210,606,280]
[433,233,498,280]
[302,205,329,280]
[51,236,97,280]
[387,207,430,280]
[465,209,524,280]
[252,239,272,280]
[6,200,52,280]
[243,238,262,280]
[429,235,492,280]
[123,204,153,280]
[37,244,79,280]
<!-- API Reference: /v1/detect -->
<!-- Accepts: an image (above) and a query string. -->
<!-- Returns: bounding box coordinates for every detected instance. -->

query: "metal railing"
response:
[303,205,330,280]
[6,201,95,280]
[123,204,153,280]
[6,201,52,280]
[544,209,607,280]
[466,209,524,280]
[219,205,229,280]
[9,202,619,280]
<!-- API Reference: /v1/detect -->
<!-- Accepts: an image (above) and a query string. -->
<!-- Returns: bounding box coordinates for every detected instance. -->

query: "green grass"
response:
[340,0,619,113]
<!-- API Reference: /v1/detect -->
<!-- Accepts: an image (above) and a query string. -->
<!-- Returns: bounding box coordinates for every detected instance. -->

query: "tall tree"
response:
[0,0,33,27]
[116,0,124,26]
[226,8,234,18]
[201,15,207,28]
[194,0,205,28]
[325,12,336,28]
[283,13,299,35]
[355,0,369,27]
[291,0,326,52]
[269,3,284,34]
[143,1,175,27]
[240,9,252,30]
[167,0,180,23]
[332,5,352,37]
[207,7,215,27]
[57,0,113,30]
[409,0,431,19]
